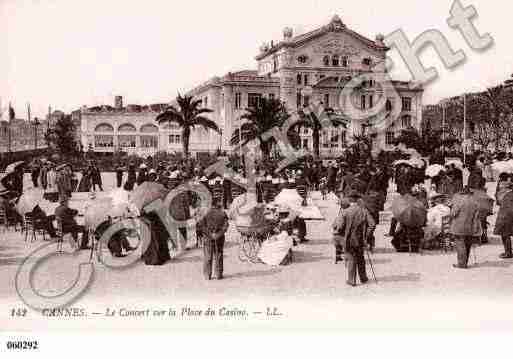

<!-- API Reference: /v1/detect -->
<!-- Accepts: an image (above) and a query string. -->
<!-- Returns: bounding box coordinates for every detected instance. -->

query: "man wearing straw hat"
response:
[333,190,376,286]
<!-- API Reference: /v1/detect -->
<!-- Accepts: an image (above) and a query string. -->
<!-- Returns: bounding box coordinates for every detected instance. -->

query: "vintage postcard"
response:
[1,0,513,353]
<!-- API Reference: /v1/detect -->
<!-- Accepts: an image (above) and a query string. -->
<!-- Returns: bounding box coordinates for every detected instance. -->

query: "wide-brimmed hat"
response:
[55,163,68,171]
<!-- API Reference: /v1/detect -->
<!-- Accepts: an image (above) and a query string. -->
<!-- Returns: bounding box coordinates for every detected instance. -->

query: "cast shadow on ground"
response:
[375,272,421,283]
[302,239,332,246]
[365,258,392,265]
[473,259,513,269]
[293,250,331,264]
[0,256,26,266]
[224,268,282,280]
[372,247,397,254]
[173,255,202,264]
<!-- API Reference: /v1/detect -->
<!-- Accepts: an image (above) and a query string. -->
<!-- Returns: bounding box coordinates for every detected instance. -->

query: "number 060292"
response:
[6,341,39,350]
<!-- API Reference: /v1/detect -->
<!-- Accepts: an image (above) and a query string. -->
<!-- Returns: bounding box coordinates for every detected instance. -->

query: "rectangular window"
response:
[330,130,339,148]
[361,95,366,109]
[235,92,242,109]
[248,93,262,108]
[386,131,395,145]
[303,95,310,107]
[342,56,348,67]
[369,95,373,108]
[297,74,302,85]
[297,92,302,108]
[402,115,412,128]
[322,130,329,148]
[303,74,308,86]
[324,94,329,107]
[340,131,347,147]
[402,97,412,111]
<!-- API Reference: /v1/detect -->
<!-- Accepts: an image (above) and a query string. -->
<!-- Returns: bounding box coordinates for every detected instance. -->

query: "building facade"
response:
[81,15,423,157]
[187,14,423,155]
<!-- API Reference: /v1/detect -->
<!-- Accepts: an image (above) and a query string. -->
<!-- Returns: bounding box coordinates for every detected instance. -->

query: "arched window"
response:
[140,124,159,133]
[94,123,114,132]
[332,55,339,66]
[118,123,136,132]
[323,55,330,66]
[386,100,392,111]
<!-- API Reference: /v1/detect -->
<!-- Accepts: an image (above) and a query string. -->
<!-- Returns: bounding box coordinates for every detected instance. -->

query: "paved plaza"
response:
[1,174,513,311]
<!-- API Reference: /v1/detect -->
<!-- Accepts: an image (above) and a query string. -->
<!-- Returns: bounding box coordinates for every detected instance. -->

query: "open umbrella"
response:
[426,164,445,178]
[129,182,169,211]
[391,194,427,228]
[491,161,513,174]
[16,188,45,216]
[274,189,303,210]
[84,198,114,231]
[4,161,25,173]
[394,158,424,168]
[446,159,464,170]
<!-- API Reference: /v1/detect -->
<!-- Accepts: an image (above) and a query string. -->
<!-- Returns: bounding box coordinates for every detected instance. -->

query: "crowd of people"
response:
[2,149,513,287]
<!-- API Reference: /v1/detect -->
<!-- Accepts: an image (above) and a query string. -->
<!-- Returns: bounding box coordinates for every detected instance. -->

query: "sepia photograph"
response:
[1,0,513,353]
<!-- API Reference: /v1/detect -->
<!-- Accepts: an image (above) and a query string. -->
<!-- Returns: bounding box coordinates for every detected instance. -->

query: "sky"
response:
[1,0,512,120]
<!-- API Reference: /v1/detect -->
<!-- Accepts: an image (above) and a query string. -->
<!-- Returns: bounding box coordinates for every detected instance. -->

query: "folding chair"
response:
[0,207,11,233]
[23,213,46,243]
[439,215,454,252]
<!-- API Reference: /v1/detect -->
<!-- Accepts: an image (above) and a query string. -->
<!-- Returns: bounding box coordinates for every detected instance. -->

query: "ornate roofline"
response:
[255,16,388,61]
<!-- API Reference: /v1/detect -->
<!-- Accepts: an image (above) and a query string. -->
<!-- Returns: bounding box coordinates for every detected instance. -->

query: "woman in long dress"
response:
[141,211,171,265]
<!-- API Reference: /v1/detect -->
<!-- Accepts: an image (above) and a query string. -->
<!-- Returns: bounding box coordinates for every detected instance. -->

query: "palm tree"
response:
[230,97,289,159]
[293,107,348,159]
[156,94,220,159]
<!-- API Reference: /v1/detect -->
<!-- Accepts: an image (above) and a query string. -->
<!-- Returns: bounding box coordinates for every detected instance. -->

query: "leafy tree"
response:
[156,94,220,159]
[294,107,348,159]
[45,114,78,156]
[230,97,289,159]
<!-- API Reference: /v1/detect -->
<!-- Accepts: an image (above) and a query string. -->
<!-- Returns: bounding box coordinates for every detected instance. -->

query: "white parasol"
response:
[425,164,445,177]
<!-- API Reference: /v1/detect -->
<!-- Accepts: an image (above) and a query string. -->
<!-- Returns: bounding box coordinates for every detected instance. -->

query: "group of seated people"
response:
[387,174,493,253]
[0,187,91,251]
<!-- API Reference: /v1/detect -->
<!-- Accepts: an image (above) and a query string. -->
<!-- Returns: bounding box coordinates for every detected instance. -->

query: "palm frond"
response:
[191,116,221,133]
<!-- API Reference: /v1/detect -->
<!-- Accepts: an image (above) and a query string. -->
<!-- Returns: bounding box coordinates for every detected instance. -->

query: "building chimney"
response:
[114,96,123,109]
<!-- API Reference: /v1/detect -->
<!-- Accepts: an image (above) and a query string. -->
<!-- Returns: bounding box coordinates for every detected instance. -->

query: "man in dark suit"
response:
[197,197,229,280]
[55,197,89,249]
[333,190,376,286]
[115,164,124,188]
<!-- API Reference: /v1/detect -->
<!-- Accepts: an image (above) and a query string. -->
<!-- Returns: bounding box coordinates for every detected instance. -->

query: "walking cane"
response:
[363,222,378,284]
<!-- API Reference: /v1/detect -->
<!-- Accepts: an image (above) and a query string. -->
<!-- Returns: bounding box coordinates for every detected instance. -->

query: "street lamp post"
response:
[33,117,40,150]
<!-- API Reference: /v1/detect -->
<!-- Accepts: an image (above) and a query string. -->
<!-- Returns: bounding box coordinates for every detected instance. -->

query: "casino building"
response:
[81,14,423,157]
